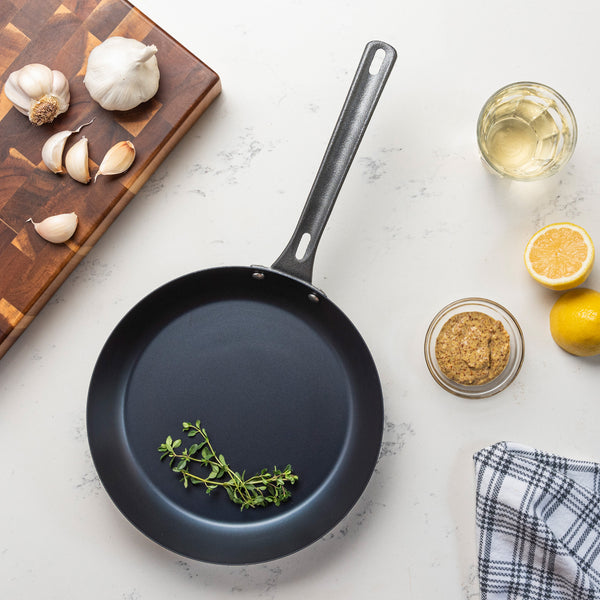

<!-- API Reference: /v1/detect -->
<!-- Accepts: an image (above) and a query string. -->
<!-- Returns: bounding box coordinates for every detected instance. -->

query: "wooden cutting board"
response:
[0,0,221,359]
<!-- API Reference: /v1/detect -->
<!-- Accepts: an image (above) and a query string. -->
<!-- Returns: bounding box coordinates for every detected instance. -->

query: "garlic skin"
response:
[28,212,78,244]
[95,141,136,181]
[65,136,91,184]
[84,37,160,111]
[41,119,94,174]
[42,130,72,174]
[4,63,70,125]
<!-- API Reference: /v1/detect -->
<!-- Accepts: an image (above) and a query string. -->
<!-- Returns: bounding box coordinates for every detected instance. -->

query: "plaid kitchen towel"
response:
[474,442,600,600]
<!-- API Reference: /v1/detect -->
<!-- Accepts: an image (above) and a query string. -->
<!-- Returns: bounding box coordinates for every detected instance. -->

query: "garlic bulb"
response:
[84,37,160,111]
[95,141,135,181]
[28,212,78,244]
[65,136,91,184]
[4,63,70,125]
[41,119,94,174]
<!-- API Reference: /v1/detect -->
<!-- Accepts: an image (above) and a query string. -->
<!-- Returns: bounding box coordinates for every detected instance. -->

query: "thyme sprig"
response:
[158,420,299,511]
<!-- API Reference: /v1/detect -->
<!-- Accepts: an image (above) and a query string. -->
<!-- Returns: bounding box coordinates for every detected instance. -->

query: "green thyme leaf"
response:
[158,419,299,510]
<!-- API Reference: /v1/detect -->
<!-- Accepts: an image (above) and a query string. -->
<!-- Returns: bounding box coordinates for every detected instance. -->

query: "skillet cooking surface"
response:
[87,266,384,564]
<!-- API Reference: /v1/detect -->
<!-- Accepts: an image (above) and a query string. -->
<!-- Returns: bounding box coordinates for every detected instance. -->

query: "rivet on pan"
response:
[308,293,320,303]
[252,272,265,280]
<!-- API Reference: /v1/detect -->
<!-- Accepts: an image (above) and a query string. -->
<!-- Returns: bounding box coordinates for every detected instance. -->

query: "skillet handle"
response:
[271,40,397,284]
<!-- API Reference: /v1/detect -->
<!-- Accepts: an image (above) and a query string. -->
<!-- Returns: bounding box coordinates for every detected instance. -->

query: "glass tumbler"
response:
[477,82,577,181]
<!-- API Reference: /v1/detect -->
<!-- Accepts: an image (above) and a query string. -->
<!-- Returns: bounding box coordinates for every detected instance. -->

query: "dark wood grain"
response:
[0,0,221,359]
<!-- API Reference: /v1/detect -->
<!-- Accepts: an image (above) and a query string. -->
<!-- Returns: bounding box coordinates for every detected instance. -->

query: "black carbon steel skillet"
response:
[87,40,396,565]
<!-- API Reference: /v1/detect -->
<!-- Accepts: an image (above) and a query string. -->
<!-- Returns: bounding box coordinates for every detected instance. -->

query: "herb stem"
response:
[158,419,298,511]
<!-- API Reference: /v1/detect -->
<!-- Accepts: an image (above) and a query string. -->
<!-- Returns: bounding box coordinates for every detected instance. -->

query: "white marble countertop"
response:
[2,0,600,598]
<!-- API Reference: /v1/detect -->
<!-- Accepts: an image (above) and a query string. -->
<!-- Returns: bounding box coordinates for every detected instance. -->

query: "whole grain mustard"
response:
[434,311,510,385]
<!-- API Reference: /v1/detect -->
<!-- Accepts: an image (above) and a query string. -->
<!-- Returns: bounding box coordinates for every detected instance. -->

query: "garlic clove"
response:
[28,212,78,244]
[41,130,72,174]
[17,63,53,98]
[95,140,135,181]
[4,63,70,125]
[50,69,70,111]
[65,136,91,184]
[41,119,94,174]
[84,37,160,111]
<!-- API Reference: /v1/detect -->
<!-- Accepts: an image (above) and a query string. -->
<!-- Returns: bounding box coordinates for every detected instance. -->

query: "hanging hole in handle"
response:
[295,232,311,260]
[369,48,386,75]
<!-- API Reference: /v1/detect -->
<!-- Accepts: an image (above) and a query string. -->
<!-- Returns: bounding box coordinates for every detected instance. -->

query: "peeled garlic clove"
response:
[3,63,70,125]
[41,119,94,174]
[28,212,78,244]
[65,136,90,184]
[95,140,135,181]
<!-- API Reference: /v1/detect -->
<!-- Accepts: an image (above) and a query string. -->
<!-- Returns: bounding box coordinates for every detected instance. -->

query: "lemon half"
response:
[524,223,594,290]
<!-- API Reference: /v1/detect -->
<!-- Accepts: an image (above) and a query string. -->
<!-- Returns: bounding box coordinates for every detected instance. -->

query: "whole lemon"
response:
[549,288,600,356]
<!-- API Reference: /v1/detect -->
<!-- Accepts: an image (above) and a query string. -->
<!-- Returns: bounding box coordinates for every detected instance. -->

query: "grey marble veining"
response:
[2,0,600,598]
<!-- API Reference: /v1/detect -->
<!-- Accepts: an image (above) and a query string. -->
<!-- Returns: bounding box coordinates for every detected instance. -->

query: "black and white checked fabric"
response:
[474,442,600,600]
